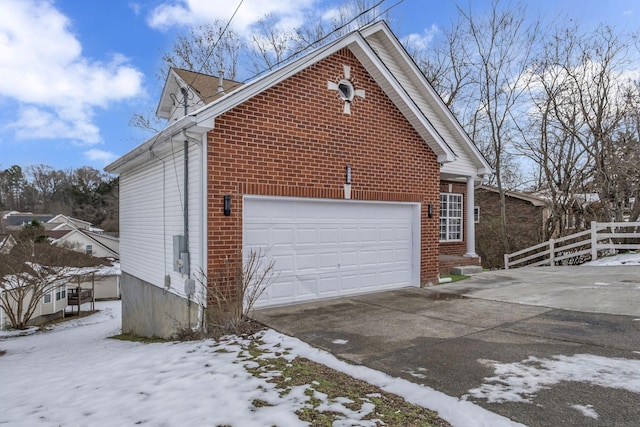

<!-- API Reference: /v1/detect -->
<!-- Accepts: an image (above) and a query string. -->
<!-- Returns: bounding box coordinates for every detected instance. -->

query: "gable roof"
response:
[107,21,489,177]
[156,68,243,120]
[478,185,548,207]
[47,214,92,230]
[51,228,119,259]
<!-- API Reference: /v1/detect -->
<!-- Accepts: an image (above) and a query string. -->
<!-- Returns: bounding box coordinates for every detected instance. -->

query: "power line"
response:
[178,0,244,107]
[242,0,389,83]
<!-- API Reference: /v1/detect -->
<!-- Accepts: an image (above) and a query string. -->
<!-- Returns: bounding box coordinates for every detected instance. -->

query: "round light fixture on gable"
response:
[327,65,365,114]
[337,79,354,102]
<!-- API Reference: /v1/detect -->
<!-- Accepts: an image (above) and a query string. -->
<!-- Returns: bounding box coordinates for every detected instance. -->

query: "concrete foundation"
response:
[121,272,201,339]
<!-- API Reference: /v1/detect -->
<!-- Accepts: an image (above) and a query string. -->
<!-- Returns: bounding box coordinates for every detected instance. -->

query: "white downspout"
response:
[197,131,208,332]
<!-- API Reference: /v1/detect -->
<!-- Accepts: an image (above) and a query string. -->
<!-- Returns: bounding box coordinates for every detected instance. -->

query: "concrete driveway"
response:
[253,266,640,427]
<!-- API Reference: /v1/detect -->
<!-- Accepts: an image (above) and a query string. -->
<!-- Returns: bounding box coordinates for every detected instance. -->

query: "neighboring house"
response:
[68,263,122,301]
[2,212,55,231]
[50,228,119,258]
[46,214,93,231]
[475,185,548,269]
[44,215,120,259]
[0,282,69,329]
[105,21,492,338]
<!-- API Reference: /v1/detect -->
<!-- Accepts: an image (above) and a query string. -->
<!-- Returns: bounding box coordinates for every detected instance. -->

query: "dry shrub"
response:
[199,248,278,339]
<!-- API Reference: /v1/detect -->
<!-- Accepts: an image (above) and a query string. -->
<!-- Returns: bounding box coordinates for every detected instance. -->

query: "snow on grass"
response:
[581,252,640,266]
[0,301,522,427]
[571,404,599,419]
[466,354,640,404]
[259,329,525,427]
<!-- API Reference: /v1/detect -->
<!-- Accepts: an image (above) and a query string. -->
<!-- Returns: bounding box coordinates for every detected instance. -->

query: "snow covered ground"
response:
[581,252,640,266]
[0,301,521,427]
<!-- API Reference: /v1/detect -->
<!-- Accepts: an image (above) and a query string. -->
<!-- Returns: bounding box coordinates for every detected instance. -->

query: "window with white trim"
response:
[56,287,66,301]
[85,244,92,255]
[440,193,463,241]
[43,292,52,304]
[474,207,480,223]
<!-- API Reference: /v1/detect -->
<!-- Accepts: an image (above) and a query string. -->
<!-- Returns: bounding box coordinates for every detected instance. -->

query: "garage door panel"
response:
[317,274,339,295]
[272,227,294,245]
[297,277,317,297]
[272,254,294,273]
[319,226,338,241]
[296,227,317,245]
[244,197,418,308]
[340,250,359,267]
[319,252,339,269]
[270,279,296,299]
[340,228,359,244]
[244,227,268,246]
[360,227,378,243]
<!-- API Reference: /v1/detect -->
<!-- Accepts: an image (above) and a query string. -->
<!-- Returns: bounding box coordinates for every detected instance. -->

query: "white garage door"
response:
[243,196,420,308]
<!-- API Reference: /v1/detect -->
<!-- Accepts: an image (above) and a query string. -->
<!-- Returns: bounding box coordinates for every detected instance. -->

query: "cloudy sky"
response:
[0,0,637,172]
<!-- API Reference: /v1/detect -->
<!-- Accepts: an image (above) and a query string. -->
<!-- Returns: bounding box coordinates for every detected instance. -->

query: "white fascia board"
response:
[195,34,362,125]
[156,69,180,119]
[105,114,212,174]
[348,38,456,162]
[193,27,455,163]
[361,23,492,174]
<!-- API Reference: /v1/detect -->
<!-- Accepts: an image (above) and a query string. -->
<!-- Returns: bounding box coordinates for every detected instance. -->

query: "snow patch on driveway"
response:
[466,354,640,403]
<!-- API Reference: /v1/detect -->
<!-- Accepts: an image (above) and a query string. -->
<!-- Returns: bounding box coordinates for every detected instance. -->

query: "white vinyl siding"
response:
[365,34,481,177]
[119,140,203,299]
[440,193,463,241]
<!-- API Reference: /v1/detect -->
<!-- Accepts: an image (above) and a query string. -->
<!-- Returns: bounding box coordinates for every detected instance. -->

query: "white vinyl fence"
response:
[504,221,640,269]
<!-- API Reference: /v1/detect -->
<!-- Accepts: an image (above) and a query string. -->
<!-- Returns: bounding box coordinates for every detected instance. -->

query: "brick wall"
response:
[206,48,441,301]
[475,188,545,269]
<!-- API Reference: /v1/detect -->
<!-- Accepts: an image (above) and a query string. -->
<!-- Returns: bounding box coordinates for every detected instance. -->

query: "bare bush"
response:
[199,248,278,338]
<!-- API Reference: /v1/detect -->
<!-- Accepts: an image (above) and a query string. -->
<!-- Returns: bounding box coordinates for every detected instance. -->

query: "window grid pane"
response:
[440,193,463,242]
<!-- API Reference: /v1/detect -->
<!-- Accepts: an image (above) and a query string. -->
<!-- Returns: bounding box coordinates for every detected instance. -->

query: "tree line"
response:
[0,164,118,233]
[410,1,640,252]
[137,0,639,256]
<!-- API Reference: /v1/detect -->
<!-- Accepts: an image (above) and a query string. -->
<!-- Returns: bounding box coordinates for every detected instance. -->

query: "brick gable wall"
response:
[206,48,441,302]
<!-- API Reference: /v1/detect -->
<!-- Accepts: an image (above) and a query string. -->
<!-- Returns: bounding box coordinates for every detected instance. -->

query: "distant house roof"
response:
[4,213,55,227]
[46,230,72,240]
[477,185,548,207]
[47,214,92,230]
[156,68,244,119]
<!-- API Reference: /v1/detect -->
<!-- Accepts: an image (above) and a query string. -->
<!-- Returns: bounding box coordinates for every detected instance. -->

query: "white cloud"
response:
[0,0,144,144]
[147,0,318,37]
[402,24,439,51]
[84,148,118,164]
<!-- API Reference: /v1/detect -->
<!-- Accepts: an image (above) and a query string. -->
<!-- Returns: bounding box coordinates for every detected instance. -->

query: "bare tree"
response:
[516,25,591,238]
[561,25,639,221]
[249,14,294,72]
[457,0,541,251]
[159,20,243,81]
[409,17,475,109]
[525,24,640,224]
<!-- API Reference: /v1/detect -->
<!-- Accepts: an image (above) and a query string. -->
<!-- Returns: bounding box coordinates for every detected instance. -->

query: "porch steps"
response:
[451,265,483,275]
